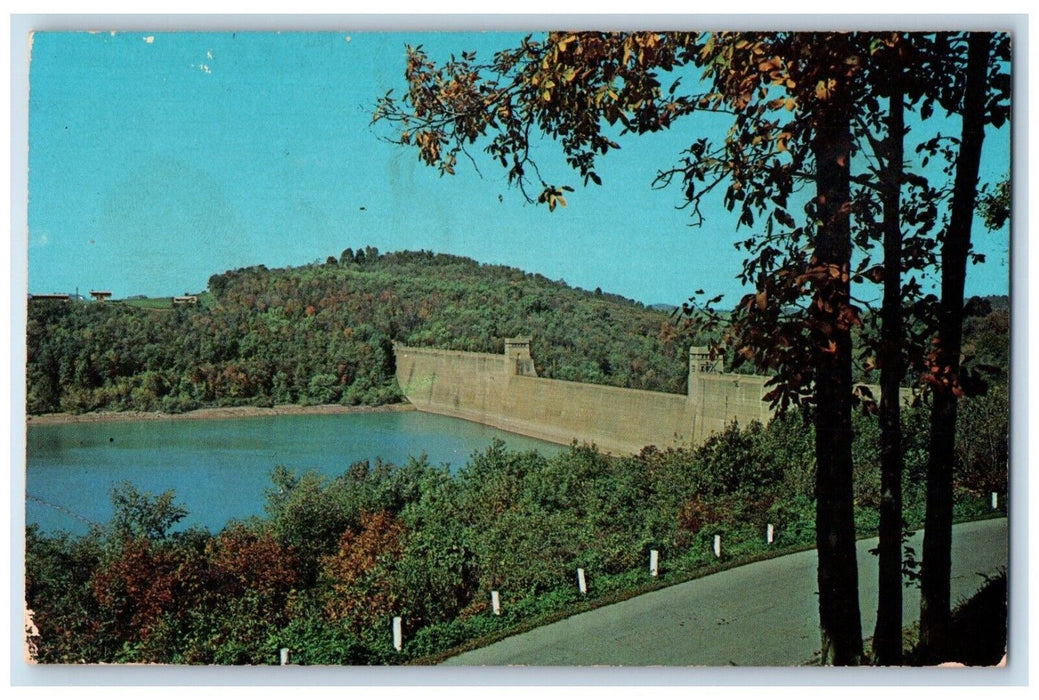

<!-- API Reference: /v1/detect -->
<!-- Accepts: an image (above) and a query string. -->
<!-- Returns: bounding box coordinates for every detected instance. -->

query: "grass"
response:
[112,291,215,310]
[115,297,174,309]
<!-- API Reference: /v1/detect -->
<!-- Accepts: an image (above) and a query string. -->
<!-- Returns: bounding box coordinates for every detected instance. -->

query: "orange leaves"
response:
[766,98,797,114]
[617,32,662,67]
[537,184,573,212]
[319,511,408,628]
[797,262,847,287]
[757,59,776,72]
[89,525,304,647]
[207,524,298,600]
[555,34,578,53]
[91,538,204,641]
[921,368,965,398]
[413,130,443,167]
[752,53,796,94]
[815,77,837,101]
[739,290,771,314]
[921,342,968,398]
[835,303,862,331]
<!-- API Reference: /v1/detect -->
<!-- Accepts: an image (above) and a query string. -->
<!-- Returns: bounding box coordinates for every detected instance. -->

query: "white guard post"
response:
[392,616,403,652]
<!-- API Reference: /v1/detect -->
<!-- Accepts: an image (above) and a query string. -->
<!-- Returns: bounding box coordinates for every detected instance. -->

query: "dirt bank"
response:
[26,402,415,426]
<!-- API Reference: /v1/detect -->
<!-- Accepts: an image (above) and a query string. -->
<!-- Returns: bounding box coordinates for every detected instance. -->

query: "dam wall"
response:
[393,345,511,427]
[394,340,777,455]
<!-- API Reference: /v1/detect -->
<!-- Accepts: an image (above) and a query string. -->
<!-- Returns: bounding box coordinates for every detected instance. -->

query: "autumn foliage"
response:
[90,536,206,642]
[319,511,407,630]
[207,524,299,602]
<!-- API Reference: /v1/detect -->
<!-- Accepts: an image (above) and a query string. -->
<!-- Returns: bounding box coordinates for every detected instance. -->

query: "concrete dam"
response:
[393,338,775,455]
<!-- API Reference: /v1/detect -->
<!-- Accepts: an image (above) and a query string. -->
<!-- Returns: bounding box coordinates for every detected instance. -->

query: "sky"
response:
[25,30,1012,307]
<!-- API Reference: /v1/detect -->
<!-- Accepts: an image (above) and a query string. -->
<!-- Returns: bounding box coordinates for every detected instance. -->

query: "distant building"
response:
[89,290,113,302]
[173,295,199,305]
[29,293,71,303]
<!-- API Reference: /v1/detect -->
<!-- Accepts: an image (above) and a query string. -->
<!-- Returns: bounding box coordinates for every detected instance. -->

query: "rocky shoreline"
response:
[26,402,415,426]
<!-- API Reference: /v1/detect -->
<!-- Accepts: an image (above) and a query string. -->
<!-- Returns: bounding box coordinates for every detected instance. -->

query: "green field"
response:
[112,292,215,309]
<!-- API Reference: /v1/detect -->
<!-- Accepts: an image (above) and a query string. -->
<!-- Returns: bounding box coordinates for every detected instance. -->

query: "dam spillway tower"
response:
[688,345,720,386]
[505,337,537,377]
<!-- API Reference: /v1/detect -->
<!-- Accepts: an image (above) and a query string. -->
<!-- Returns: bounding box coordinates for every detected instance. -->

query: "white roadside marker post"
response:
[392,616,403,652]
[713,535,722,559]
[766,523,775,545]
[992,492,999,510]
[280,648,290,666]
[649,549,659,577]
[491,590,501,615]
[577,567,587,594]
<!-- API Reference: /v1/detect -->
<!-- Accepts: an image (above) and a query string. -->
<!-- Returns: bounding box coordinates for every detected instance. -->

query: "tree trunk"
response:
[810,39,864,666]
[872,42,906,667]
[918,31,991,663]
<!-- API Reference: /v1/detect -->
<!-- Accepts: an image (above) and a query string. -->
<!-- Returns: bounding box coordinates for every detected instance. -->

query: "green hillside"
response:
[26,249,700,415]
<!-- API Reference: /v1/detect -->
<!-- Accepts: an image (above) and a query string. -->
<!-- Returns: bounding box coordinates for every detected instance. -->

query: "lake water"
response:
[25,411,562,535]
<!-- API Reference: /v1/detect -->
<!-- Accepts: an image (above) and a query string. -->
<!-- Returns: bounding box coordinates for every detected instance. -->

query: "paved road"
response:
[443,518,1008,666]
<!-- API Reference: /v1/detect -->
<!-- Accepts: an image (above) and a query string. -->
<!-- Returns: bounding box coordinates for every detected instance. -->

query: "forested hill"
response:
[27,249,701,415]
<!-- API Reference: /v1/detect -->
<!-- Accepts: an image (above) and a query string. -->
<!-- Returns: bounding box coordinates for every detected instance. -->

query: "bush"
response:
[272,616,370,665]
[955,385,1009,494]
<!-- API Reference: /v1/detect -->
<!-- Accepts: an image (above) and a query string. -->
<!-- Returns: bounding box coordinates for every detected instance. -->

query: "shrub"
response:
[319,511,408,630]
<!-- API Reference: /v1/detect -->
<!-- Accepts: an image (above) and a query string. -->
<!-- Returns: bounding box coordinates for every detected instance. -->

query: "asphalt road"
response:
[442,518,1008,666]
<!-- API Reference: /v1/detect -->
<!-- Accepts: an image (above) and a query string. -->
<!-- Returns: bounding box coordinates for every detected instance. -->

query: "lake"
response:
[25,411,562,535]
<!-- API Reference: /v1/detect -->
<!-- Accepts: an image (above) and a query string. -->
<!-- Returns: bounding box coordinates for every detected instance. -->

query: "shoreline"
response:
[26,402,416,426]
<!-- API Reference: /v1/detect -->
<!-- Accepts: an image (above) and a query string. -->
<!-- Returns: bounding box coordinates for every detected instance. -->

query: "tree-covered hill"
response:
[26,249,702,415]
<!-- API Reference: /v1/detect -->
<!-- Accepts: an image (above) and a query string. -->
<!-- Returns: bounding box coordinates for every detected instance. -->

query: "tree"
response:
[862,34,908,666]
[318,510,408,630]
[801,34,865,665]
[848,30,1009,665]
[108,482,188,542]
[918,31,1000,662]
[376,30,874,663]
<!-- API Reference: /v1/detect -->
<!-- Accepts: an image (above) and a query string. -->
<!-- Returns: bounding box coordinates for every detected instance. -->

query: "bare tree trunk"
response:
[873,41,906,667]
[918,31,991,663]
[810,41,864,665]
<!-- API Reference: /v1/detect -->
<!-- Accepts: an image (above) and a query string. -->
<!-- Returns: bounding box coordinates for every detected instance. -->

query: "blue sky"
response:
[26,30,1012,306]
